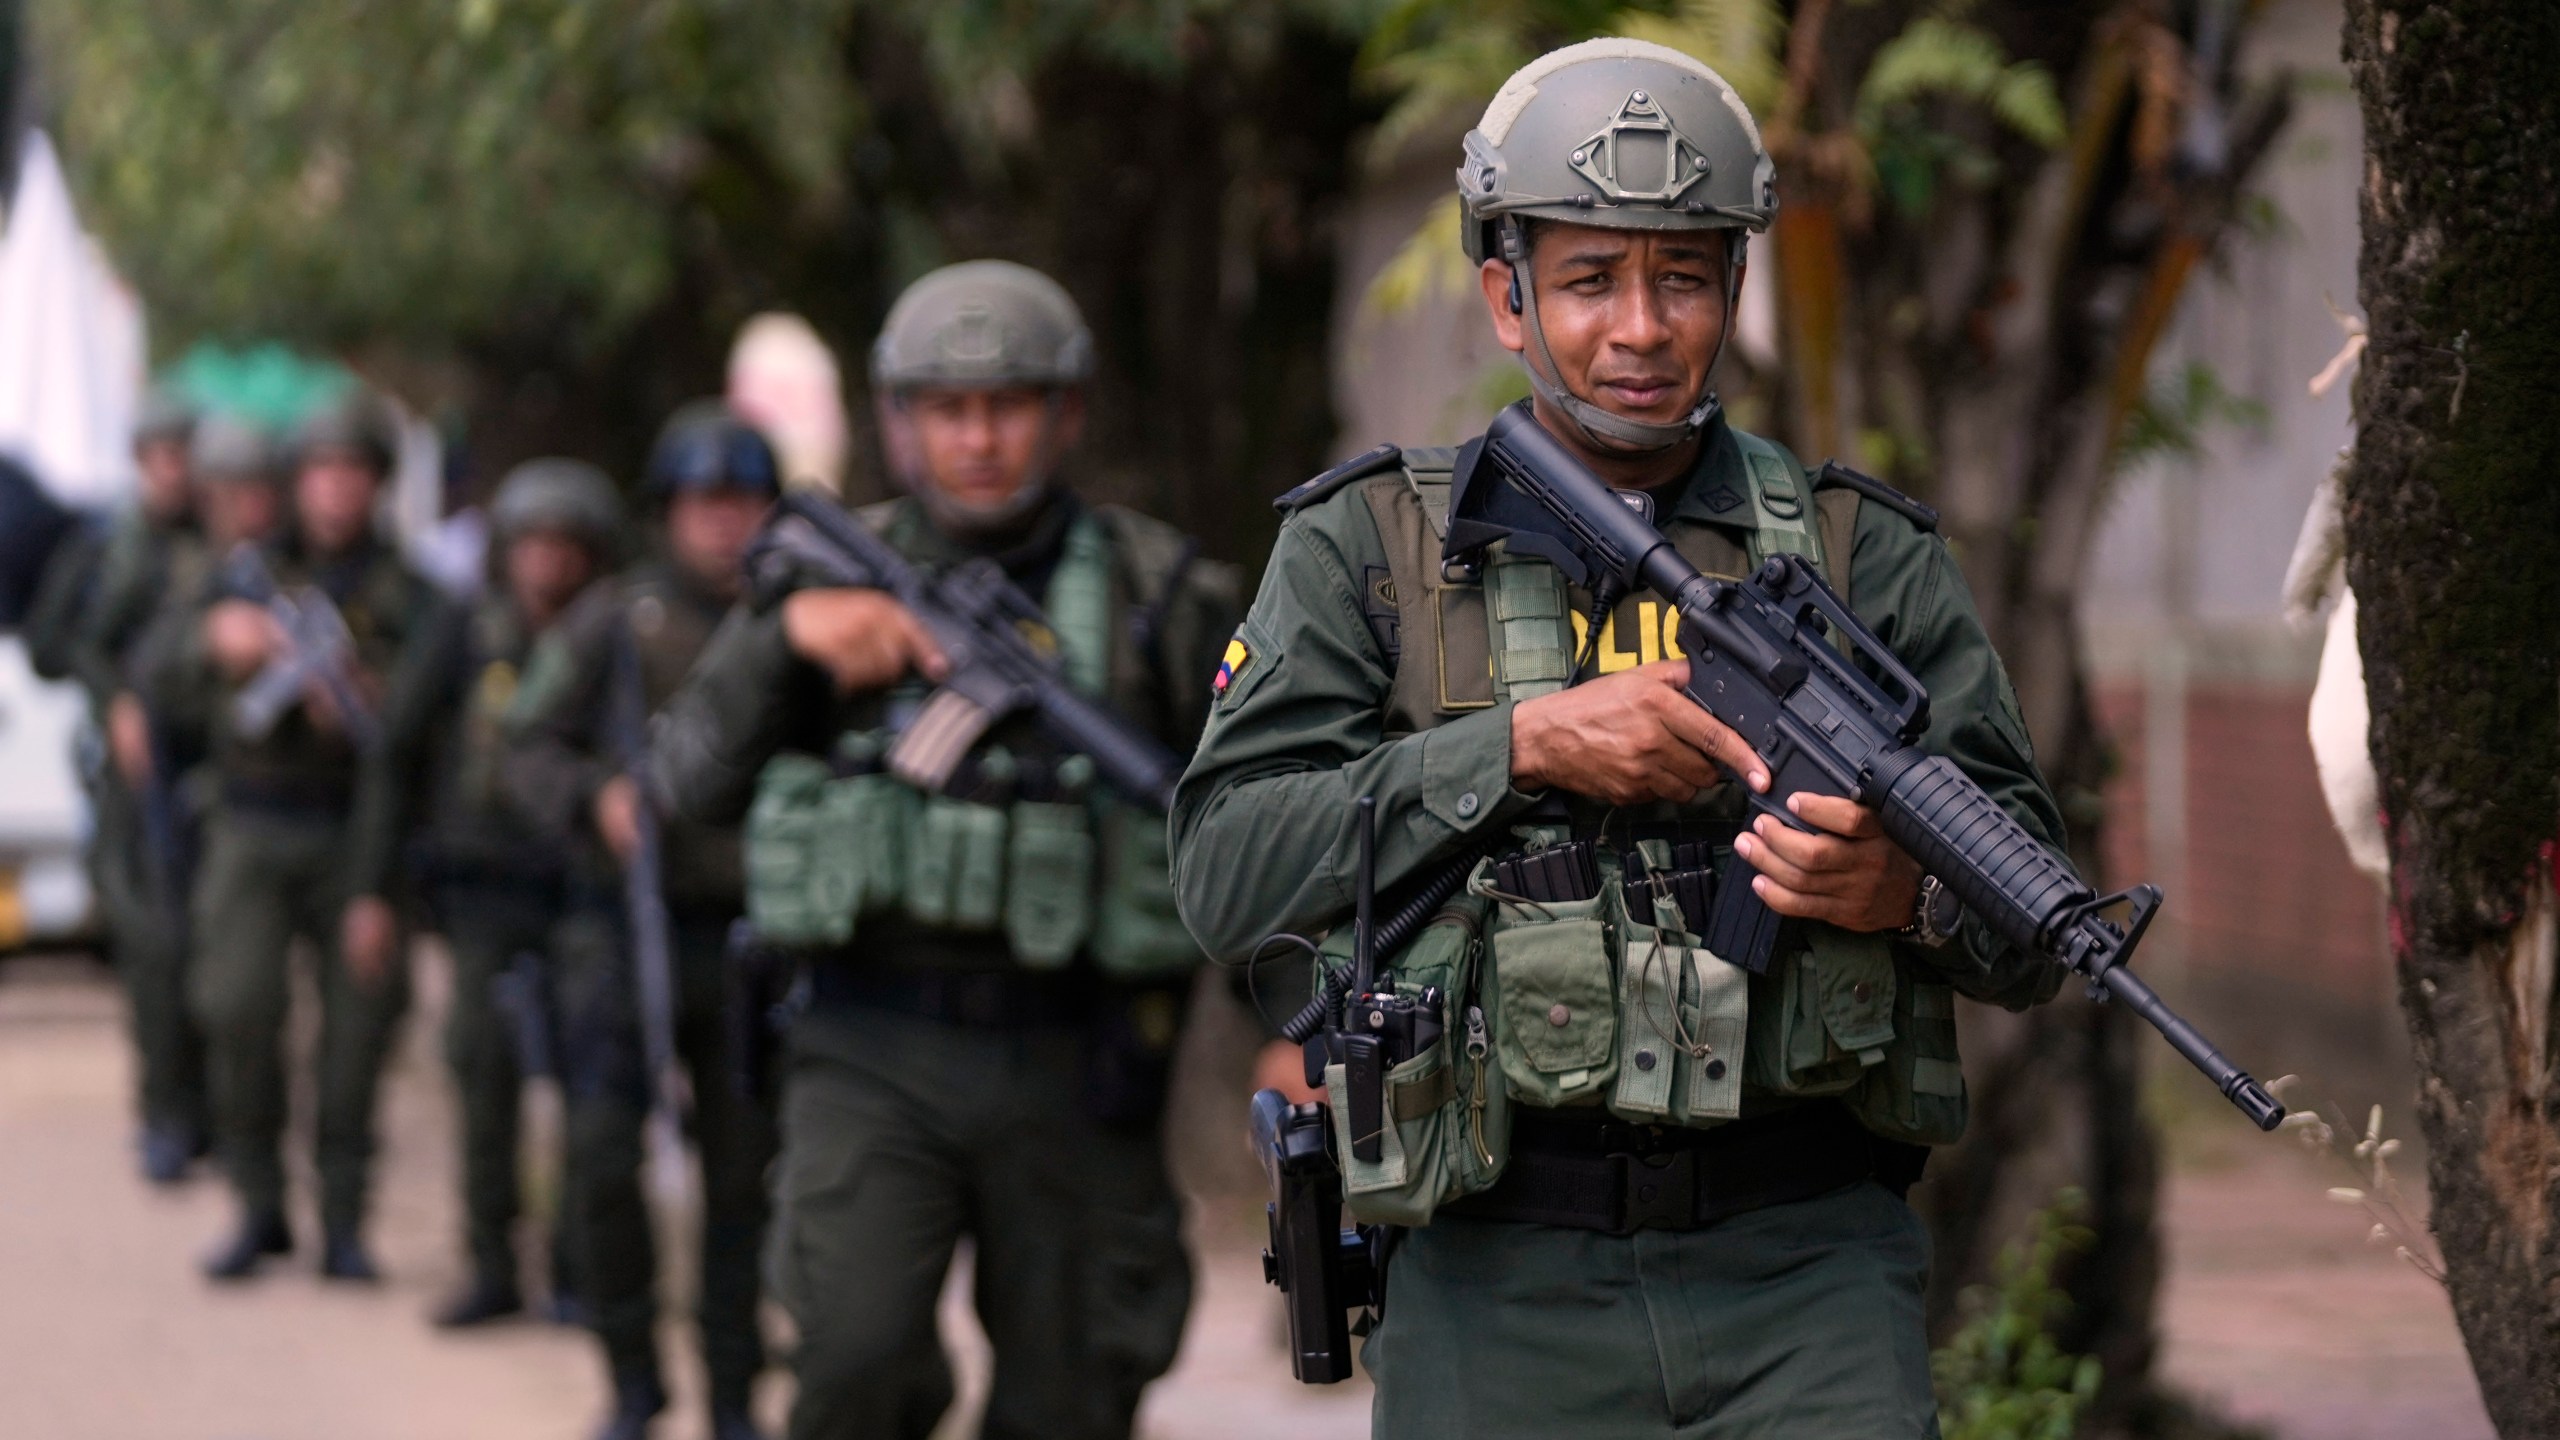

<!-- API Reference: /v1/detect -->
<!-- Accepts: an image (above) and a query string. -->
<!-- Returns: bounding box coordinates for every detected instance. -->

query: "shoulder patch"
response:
[1272,444,1403,515]
[1813,462,1939,533]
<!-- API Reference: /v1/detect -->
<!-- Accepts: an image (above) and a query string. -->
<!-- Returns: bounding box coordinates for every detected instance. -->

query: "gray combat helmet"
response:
[872,260,1092,533]
[490,458,625,553]
[133,389,198,449]
[293,388,400,475]
[871,260,1094,392]
[189,413,278,488]
[1458,39,1777,453]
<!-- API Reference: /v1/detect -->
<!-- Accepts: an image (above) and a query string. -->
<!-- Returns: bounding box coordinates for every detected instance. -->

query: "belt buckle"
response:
[1614,1149,1697,1234]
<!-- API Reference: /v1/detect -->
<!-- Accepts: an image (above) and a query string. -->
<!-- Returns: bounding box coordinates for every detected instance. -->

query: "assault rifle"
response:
[1444,401,2286,1132]
[606,621,688,1191]
[222,545,381,750]
[747,492,1185,809]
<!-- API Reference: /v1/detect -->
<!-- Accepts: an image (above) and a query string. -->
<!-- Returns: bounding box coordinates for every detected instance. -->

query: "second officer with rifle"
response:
[649,260,1240,1440]
[155,392,453,1284]
[504,406,781,1440]
[1177,40,2083,1437]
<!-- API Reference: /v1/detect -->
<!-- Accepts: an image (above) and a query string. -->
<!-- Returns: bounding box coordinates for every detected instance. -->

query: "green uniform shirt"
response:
[145,531,455,899]
[504,557,747,911]
[419,590,571,880]
[1170,416,2067,1032]
[647,492,1241,972]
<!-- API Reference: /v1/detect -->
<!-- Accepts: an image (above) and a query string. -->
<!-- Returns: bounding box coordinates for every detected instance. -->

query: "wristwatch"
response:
[1902,874,1962,949]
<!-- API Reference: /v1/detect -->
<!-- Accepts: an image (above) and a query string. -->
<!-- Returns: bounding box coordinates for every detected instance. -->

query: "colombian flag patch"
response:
[1212,633,1251,699]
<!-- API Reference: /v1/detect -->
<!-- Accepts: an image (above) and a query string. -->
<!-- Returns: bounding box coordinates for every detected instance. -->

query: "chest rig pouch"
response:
[745,507,1198,977]
[1353,433,1966,1152]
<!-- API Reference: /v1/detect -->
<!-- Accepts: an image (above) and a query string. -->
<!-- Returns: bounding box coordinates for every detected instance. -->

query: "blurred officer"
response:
[648,261,1240,1440]
[504,404,780,1440]
[25,394,212,1182]
[419,459,624,1328]
[153,392,457,1283]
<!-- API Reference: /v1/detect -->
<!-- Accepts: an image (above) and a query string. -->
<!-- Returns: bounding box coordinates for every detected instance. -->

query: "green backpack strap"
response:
[1397,446,1572,703]
[1733,428,1859,600]
[1046,509,1114,698]
[1398,446,1459,539]
[1732,429,1822,570]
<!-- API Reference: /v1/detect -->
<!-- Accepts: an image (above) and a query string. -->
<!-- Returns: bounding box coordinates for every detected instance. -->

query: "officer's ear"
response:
[1480,258,1528,356]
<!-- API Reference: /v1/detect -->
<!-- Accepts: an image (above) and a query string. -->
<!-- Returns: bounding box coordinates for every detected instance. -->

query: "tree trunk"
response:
[2341,4,2560,1432]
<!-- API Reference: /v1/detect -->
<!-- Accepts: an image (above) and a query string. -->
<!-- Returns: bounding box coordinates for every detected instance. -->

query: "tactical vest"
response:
[1303,429,1966,1228]
[743,500,1203,979]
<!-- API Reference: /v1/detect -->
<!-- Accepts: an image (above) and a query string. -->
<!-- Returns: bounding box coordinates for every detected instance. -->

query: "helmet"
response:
[133,389,198,450]
[870,261,1093,392]
[292,389,399,475]
[189,414,278,488]
[644,400,783,497]
[490,458,624,551]
[1457,39,1776,452]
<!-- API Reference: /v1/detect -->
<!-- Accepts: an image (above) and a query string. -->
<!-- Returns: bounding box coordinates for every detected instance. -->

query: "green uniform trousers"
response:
[91,767,206,1139]
[1362,1180,1940,1439]
[557,905,776,1409]
[188,810,411,1233]
[437,879,576,1290]
[767,1005,1192,1440]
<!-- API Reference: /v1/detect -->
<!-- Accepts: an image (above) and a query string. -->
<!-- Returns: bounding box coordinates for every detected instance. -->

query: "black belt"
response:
[1444,1102,1925,1236]
[807,960,1096,1030]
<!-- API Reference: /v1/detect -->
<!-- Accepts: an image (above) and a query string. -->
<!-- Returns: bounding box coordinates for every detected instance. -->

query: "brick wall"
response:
[2094,678,2403,1098]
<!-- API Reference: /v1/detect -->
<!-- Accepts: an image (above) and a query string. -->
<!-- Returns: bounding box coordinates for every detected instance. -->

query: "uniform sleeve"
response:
[648,601,826,827]
[1849,503,2069,1011]
[1169,498,1537,963]
[71,521,163,707]
[22,527,104,693]
[502,590,620,845]
[139,577,226,745]
[342,583,467,898]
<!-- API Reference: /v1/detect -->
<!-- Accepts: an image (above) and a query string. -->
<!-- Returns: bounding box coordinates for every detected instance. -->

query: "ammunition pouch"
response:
[1318,884,1512,1228]
[745,737,1206,979]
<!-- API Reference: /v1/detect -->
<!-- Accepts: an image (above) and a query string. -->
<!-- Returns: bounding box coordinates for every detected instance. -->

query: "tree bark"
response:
[2341,4,2560,1432]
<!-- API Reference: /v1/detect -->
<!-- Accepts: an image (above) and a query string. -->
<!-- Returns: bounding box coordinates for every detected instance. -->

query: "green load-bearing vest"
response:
[744,500,1204,980]
[1309,426,1966,1229]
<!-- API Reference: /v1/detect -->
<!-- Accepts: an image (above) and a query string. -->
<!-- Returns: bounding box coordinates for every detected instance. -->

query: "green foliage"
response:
[1855,17,2065,216]
[34,0,1378,357]
[1931,1190,2104,1440]
[2117,362,2270,467]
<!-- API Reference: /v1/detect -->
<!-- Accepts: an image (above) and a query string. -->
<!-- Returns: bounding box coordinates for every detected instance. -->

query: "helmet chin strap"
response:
[1507,221,1743,457]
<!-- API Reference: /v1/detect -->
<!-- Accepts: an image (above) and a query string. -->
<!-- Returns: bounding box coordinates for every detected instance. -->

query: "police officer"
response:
[1172,41,2070,1438]
[419,459,624,1328]
[26,394,211,1183]
[155,392,455,1282]
[503,405,780,1440]
[647,260,1239,1440]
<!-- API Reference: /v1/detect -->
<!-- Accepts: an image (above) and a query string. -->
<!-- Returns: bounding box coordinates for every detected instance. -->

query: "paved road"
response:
[0,951,2489,1440]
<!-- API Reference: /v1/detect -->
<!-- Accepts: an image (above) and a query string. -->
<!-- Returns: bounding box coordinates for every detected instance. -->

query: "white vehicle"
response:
[0,131,148,947]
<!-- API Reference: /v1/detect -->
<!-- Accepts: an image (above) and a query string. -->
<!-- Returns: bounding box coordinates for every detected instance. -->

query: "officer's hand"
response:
[107,692,155,787]
[204,600,284,681]
[782,588,948,694]
[594,774,642,864]
[1736,793,1923,933]
[1510,660,1769,806]
[1254,1038,1324,1106]
[340,894,399,987]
